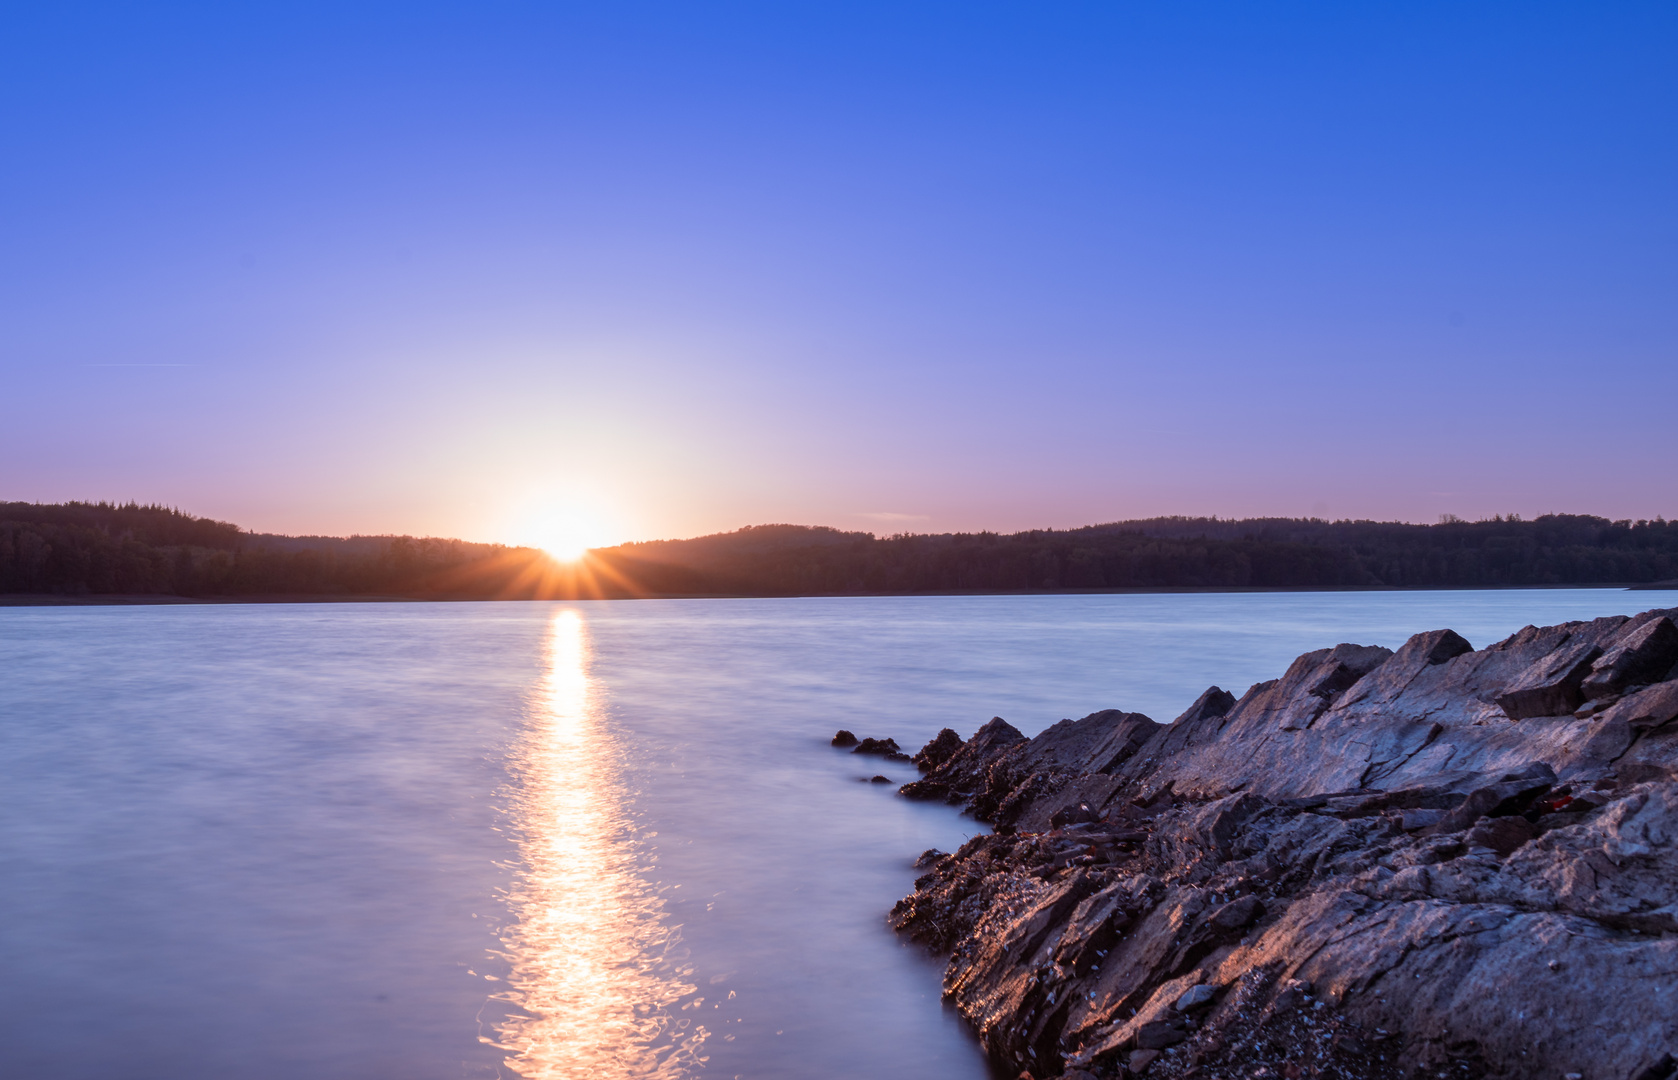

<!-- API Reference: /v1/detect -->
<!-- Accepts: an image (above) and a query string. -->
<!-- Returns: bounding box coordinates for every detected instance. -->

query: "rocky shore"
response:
[875,607,1678,1080]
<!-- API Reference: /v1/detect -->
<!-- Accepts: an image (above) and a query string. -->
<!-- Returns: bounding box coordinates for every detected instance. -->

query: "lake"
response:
[1,588,1673,1079]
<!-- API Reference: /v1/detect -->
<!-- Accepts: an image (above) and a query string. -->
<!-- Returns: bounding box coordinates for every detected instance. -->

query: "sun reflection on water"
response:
[493,608,706,1079]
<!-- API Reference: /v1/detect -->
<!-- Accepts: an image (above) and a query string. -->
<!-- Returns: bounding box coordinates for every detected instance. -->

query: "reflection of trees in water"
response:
[492,609,707,1080]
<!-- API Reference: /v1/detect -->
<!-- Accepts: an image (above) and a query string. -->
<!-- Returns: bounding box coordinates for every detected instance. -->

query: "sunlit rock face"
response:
[892,607,1678,1080]
[495,610,705,1079]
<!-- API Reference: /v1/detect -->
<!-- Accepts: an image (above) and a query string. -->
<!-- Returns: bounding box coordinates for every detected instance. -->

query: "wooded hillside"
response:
[3,503,1674,600]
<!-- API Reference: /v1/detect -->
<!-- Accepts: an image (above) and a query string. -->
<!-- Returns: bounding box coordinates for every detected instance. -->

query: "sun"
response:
[545,540,591,564]
[505,492,619,565]
[532,510,615,564]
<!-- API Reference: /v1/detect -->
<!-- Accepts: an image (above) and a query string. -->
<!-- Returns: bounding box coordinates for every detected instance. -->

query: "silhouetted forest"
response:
[0,502,553,599]
[2,502,1675,601]
[594,515,1678,596]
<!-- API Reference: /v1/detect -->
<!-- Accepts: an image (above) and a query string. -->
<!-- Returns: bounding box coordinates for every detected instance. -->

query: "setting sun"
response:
[506,492,622,566]
[543,540,591,564]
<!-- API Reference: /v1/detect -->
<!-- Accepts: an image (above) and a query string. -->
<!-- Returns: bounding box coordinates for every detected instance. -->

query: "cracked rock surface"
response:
[888,607,1678,1080]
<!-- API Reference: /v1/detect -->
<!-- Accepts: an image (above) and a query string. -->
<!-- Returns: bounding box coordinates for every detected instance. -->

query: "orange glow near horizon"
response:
[507,495,623,567]
[493,609,707,1078]
[542,542,591,564]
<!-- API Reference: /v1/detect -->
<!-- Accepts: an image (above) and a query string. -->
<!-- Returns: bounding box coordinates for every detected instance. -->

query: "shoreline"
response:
[875,604,1678,1079]
[1,582,1674,608]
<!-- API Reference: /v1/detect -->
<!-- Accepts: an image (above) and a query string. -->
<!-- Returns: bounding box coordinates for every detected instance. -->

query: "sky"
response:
[1,2,1674,553]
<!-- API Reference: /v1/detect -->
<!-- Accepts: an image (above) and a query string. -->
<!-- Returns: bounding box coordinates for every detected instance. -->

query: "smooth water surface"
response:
[1,588,1672,1078]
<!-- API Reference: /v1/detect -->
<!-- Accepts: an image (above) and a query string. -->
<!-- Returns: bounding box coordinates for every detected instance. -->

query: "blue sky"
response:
[2,2,1674,551]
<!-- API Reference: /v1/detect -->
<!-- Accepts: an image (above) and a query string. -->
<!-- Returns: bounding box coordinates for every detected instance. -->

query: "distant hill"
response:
[589,514,1678,595]
[1,502,1675,600]
[0,502,549,599]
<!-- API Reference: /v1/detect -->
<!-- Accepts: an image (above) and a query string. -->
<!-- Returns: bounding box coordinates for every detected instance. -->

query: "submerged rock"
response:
[852,736,909,760]
[884,605,1678,1080]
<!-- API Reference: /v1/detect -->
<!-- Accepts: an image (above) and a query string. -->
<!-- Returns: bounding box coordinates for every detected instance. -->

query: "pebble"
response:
[1176,984,1219,1011]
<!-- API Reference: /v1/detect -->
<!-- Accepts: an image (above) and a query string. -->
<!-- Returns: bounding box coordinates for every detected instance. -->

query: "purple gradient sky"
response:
[2,3,1674,551]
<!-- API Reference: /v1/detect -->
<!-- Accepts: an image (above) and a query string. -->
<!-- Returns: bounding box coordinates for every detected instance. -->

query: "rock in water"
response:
[887,606,1678,1080]
[912,727,964,772]
[831,729,859,747]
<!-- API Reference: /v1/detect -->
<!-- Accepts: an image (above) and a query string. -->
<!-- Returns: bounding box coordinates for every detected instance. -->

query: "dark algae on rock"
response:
[882,607,1678,1080]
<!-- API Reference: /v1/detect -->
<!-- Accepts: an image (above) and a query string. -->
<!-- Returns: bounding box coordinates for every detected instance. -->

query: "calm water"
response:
[1,588,1673,1079]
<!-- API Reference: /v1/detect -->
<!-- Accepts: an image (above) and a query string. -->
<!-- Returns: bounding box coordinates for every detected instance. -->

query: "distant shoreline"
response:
[4,581,1674,607]
[6,504,1676,599]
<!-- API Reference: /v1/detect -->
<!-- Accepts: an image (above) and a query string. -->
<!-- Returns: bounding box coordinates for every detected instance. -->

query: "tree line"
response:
[2,502,1674,600]
[0,502,549,598]
[593,515,1678,595]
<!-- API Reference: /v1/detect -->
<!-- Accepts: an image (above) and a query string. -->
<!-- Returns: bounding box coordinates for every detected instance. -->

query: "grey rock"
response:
[1420,628,1476,665]
[1174,983,1217,1011]
[1575,694,1622,719]
[1430,764,1555,833]
[885,606,1678,1080]
[1497,639,1604,719]
[1271,978,1316,1013]
[1174,685,1236,724]
[1207,893,1263,931]
[922,716,1023,786]
[894,780,951,802]
[1463,814,1539,857]
[1400,808,1444,831]
[911,727,963,772]
[1134,1020,1186,1050]
[1054,885,1131,974]
[1219,643,1394,737]
[1601,679,1678,729]
[1583,616,1678,699]
[964,709,1160,828]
